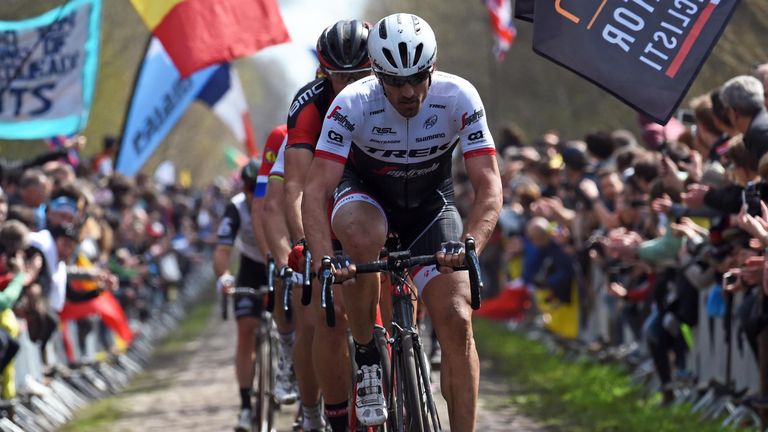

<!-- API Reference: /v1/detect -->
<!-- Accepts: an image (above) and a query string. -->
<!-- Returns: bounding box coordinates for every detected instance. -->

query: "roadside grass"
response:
[473,319,731,432]
[61,289,216,432]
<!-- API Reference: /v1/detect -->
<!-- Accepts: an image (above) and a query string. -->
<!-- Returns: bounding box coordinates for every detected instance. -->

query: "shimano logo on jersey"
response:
[327,130,344,144]
[372,126,395,135]
[429,104,446,110]
[374,162,440,178]
[460,108,485,130]
[365,141,452,158]
[369,108,384,116]
[327,106,355,132]
[415,133,446,143]
[289,82,324,116]
[423,114,438,129]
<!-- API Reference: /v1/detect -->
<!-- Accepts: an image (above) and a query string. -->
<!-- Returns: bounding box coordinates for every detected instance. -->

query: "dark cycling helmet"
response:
[241,159,260,186]
[316,19,371,71]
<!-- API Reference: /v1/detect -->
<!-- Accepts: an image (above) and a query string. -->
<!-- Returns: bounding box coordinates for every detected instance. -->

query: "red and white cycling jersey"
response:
[315,71,496,212]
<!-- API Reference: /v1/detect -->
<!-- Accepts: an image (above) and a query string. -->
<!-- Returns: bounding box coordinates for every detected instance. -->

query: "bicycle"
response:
[222,285,279,432]
[319,237,483,432]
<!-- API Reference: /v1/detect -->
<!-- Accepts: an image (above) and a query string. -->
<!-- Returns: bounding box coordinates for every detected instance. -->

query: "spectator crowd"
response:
[473,64,768,411]
[0,135,230,407]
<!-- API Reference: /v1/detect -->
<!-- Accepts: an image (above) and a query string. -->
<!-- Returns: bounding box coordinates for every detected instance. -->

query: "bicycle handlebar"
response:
[221,286,270,320]
[302,246,312,305]
[266,255,276,312]
[320,237,484,327]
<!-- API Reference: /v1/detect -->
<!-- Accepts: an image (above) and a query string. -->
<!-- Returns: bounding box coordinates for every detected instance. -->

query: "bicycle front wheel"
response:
[255,324,277,432]
[400,333,425,432]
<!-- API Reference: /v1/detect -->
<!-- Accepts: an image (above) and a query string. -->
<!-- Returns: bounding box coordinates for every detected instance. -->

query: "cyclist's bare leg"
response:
[235,316,259,390]
[312,282,351,403]
[292,285,321,406]
[331,201,387,344]
[421,271,478,432]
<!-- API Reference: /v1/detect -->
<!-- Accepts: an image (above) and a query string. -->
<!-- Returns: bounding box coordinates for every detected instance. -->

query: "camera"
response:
[723,272,738,286]
[743,181,768,216]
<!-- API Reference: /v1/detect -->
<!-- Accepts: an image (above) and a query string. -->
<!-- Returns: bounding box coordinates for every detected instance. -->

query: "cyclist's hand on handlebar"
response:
[288,240,305,272]
[329,254,356,283]
[436,241,465,273]
[216,274,235,294]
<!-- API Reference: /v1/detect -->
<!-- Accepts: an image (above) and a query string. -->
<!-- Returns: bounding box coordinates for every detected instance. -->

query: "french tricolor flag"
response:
[196,63,259,157]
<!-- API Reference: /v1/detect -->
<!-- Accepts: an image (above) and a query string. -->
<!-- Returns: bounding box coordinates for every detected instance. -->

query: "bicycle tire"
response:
[414,339,440,431]
[401,333,425,432]
[255,324,277,432]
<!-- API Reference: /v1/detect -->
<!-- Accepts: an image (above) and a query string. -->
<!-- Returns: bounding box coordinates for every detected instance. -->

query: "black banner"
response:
[531,0,740,124]
[514,0,535,22]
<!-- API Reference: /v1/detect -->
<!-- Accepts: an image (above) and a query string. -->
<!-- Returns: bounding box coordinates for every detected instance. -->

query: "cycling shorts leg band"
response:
[331,193,388,233]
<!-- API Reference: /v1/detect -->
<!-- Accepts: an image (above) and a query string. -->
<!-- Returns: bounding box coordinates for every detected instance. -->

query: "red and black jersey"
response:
[254,124,287,198]
[286,78,335,152]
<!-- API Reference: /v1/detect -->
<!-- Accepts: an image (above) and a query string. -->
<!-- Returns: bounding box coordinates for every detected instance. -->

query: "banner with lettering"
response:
[532,0,740,124]
[0,0,101,139]
[115,37,215,176]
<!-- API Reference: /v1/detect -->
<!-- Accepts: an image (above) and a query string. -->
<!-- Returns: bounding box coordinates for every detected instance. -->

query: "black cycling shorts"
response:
[234,254,268,320]
[332,168,463,258]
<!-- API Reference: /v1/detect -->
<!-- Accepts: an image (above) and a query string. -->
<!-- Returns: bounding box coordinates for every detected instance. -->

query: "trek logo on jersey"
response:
[460,108,485,130]
[289,82,324,117]
[429,103,446,110]
[373,162,440,178]
[327,130,344,144]
[372,126,396,135]
[415,133,446,143]
[327,106,356,132]
[423,114,438,129]
[365,141,452,159]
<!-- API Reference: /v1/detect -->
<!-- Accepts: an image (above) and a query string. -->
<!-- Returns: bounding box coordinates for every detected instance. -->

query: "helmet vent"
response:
[413,43,423,67]
[382,47,398,69]
[378,22,388,40]
[398,42,409,68]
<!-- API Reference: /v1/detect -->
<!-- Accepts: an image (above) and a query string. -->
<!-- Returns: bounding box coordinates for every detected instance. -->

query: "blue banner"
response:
[0,0,101,139]
[116,38,216,176]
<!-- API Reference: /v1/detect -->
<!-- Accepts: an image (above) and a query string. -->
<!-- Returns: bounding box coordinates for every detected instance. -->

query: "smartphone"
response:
[723,271,738,286]
[677,109,696,126]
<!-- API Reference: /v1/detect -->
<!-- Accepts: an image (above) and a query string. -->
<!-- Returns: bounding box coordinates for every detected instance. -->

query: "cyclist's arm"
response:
[252,126,287,258]
[463,154,503,253]
[264,177,292,268]
[284,148,313,241]
[213,245,233,277]
[214,202,240,277]
[303,157,345,272]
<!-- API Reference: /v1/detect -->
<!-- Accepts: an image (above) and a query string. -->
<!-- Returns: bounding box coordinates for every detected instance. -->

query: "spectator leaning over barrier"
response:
[720,75,768,161]
[0,221,29,400]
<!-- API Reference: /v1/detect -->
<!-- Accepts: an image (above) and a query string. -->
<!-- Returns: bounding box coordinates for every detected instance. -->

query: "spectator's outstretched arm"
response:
[0,273,25,310]
[580,179,619,229]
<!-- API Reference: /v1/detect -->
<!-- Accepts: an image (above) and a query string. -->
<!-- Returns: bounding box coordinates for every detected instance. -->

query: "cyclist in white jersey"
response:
[303,13,502,430]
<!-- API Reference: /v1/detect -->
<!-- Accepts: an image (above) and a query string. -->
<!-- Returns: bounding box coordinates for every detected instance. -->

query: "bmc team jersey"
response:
[269,141,286,180]
[286,78,334,152]
[217,193,264,263]
[315,71,496,214]
[255,124,288,197]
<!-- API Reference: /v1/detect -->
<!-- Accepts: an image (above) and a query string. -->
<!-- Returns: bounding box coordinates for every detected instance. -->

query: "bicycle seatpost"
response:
[282,266,294,322]
[266,255,275,312]
[319,256,336,327]
[302,246,312,305]
[465,237,483,310]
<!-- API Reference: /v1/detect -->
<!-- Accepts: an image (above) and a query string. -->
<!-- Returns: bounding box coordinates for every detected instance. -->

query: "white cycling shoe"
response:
[234,407,251,432]
[274,342,298,404]
[355,364,388,426]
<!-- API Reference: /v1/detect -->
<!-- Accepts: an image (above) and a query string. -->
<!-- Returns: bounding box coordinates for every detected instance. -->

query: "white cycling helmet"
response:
[368,13,437,76]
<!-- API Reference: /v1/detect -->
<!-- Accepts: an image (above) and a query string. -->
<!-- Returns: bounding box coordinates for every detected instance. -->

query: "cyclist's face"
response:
[379,70,431,118]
